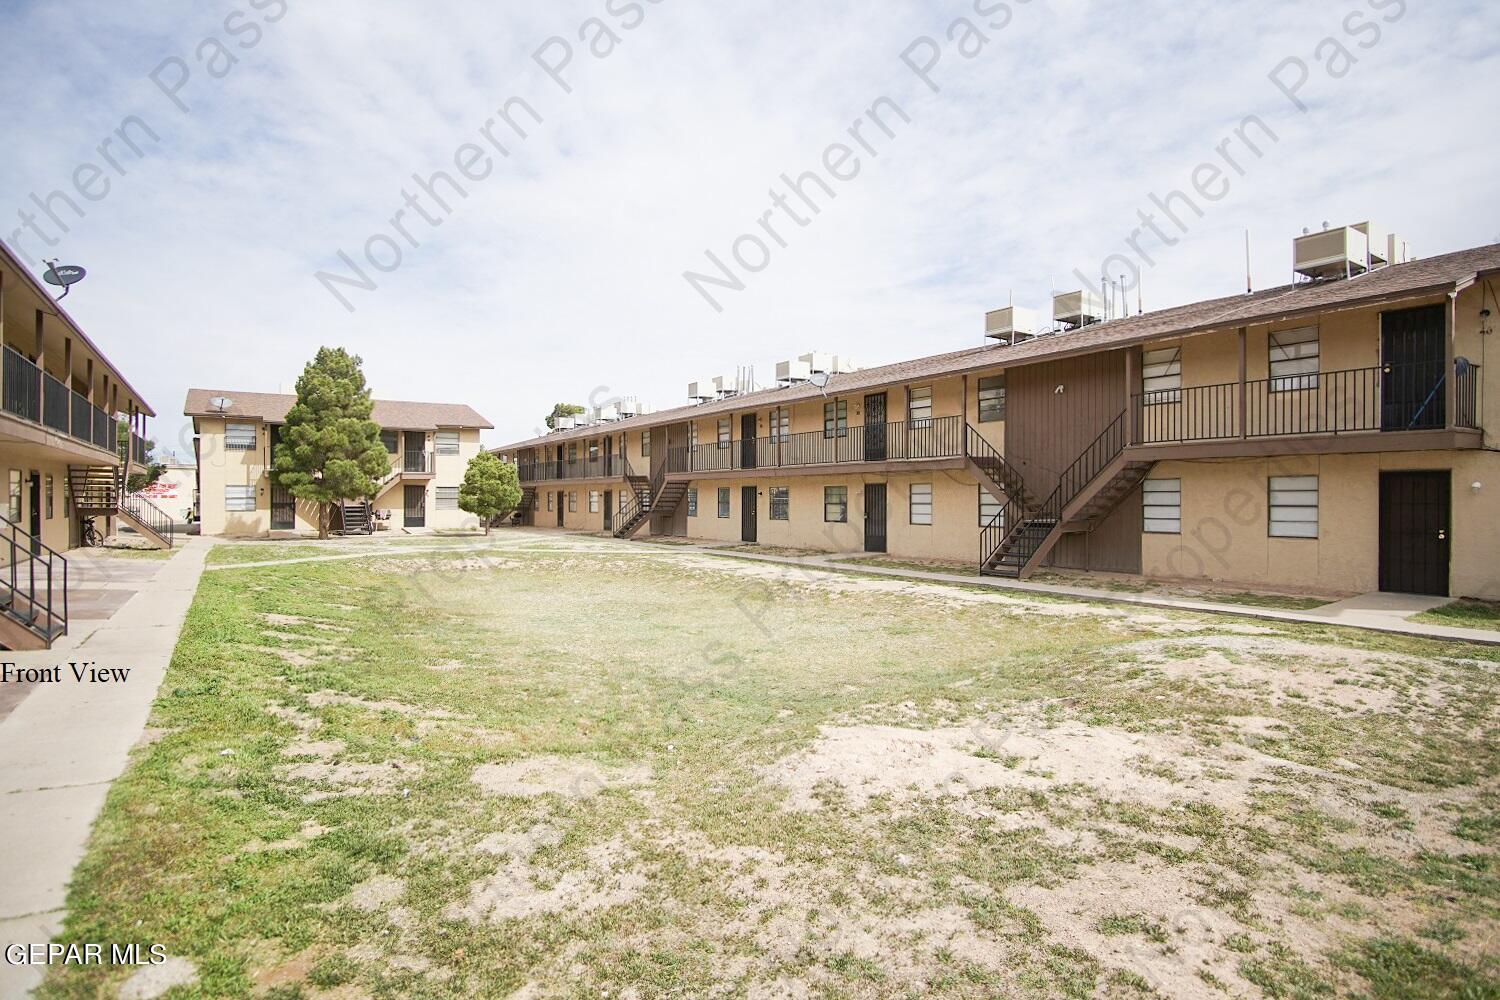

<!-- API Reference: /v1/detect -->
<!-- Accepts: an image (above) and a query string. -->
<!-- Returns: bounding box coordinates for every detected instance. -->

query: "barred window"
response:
[1141,347,1182,403]
[978,486,1004,529]
[435,430,460,455]
[717,418,731,449]
[909,483,933,525]
[436,487,459,510]
[1142,478,1181,534]
[1269,475,1318,538]
[824,486,847,523]
[823,398,847,438]
[687,488,698,517]
[717,487,730,518]
[908,386,933,425]
[978,376,1006,422]
[225,423,257,450]
[224,484,256,512]
[1270,327,1319,391]
[770,487,789,520]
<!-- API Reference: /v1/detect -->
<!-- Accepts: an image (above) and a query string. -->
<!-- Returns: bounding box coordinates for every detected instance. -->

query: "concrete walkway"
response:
[679,545,1500,646]
[0,537,213,998]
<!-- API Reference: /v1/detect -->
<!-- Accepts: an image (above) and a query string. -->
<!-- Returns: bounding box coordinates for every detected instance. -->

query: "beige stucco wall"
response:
[1141,449,1500,599]
[0,453,80,553]
[670,470,991,564]
[197,419,485,536]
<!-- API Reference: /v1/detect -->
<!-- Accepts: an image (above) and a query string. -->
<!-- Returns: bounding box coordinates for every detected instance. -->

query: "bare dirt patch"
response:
[444,838,645,923]
[470,756,649,799]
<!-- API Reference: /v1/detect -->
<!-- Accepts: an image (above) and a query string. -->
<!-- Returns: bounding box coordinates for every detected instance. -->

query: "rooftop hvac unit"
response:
[776,358,812,384]
[554,415,577,430]
[830,355,858,374]
[713,375,740,397]
[1052,289,1105,331]
[799,352,834,375]
[618,398,641,418]
[595,403,620,423]
[985,306,1040,344]
[687,381,714,402]
[1352,222,1389,268]
[1293,225,1371,281]
[1387,234,1413,266]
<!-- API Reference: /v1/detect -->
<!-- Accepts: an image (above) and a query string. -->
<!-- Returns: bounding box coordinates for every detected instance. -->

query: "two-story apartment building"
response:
[0,238,161,648]
[496,235,1499,601]
[185,390,491,536]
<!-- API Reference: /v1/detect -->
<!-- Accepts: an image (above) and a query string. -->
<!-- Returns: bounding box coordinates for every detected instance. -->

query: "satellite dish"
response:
[209,396,234,413]
[809,371,832,394]
[42,260,86,299]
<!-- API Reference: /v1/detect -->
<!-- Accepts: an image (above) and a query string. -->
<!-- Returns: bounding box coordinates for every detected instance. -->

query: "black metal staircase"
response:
[0,515,67,650]
[980,411,1149,579]
[611,465,688,538]
[336,501,374,535]
[510,486,537,526]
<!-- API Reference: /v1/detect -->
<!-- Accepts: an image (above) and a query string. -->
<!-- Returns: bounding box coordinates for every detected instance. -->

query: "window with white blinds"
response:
[1268,475,1318,538]
[1141,347,1182,403]
[436,487,459,510]
[1142,478,1181,534]
[435,430,460,455]
[225,485,256,512]
[1269,327,1319,391]
[909,483,933,525]
[225,423,257,450]
[978,487,1004,529]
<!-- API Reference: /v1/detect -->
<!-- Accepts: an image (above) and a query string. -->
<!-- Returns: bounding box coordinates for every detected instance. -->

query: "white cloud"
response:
[1,0,1495,455]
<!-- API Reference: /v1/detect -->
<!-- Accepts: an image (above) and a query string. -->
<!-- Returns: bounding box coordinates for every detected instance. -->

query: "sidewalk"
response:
[670,543,1500,646]
[0,537,213,998]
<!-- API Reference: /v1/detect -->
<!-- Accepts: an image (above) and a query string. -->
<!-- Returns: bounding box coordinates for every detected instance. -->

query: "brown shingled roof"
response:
[183,389,492,430]
[494,242,1500,452]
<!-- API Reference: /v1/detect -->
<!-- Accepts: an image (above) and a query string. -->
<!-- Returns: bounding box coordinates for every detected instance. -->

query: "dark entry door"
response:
[403,431,426,472]
[556,492,565,527]
[270,484,296,530]
[604,436,615,476]
[27,473,41,554]
[603,490,612,531]
[864,483,887,552]
[740,414,757,470]
[864,393,887,461]
[1381,304,1445,430]
[403,485,426,527]
[1379,471,1449,596]
[741,485,757,543]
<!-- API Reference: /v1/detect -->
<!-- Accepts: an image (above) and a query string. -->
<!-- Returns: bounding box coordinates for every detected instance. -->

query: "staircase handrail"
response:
[122,492,176,547]
[0,513,68,641]
[982,410,1127,571]
[964,425,1031,503]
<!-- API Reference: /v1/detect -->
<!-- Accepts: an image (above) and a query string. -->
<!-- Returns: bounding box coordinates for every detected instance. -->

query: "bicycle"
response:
[80,517,103,547]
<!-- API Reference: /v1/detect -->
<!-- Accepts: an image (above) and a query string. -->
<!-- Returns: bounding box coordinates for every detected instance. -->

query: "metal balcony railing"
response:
[1131,360,1482,445]
[665,415,964,475]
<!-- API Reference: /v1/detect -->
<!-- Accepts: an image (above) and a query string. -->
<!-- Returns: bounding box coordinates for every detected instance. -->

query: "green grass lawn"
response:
[43,537,1500,998]
[1412,599,1500,631]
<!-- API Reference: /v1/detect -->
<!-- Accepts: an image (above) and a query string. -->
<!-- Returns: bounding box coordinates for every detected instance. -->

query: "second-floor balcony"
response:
[667,415,965,475]
[4,346,118,459]
[1131,360,1482,447]
[518,455,632,484]
[402,449,434,475]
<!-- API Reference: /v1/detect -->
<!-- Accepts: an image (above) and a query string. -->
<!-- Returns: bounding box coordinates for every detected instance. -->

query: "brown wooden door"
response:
[1379,470,1449,596]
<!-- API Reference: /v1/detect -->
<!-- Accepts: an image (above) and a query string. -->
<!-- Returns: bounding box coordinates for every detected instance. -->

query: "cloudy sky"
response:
[2,0,1496,455]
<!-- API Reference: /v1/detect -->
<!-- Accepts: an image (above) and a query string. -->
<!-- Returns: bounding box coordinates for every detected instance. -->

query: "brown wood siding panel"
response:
[1047,485,1143,573]
[1010,348,1136,573]
[653,422,690,535]
[1007,349,1128,496]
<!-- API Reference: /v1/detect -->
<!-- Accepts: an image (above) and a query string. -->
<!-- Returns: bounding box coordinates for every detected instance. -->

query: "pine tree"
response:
[458,451,522,534]
[271,348,389,538]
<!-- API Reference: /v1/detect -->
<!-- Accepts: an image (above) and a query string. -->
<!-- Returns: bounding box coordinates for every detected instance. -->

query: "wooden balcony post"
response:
[1237,327,1248,439]
[1124,347,1139,445]
[34,308,44,412]
[1445,292,1457,430]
